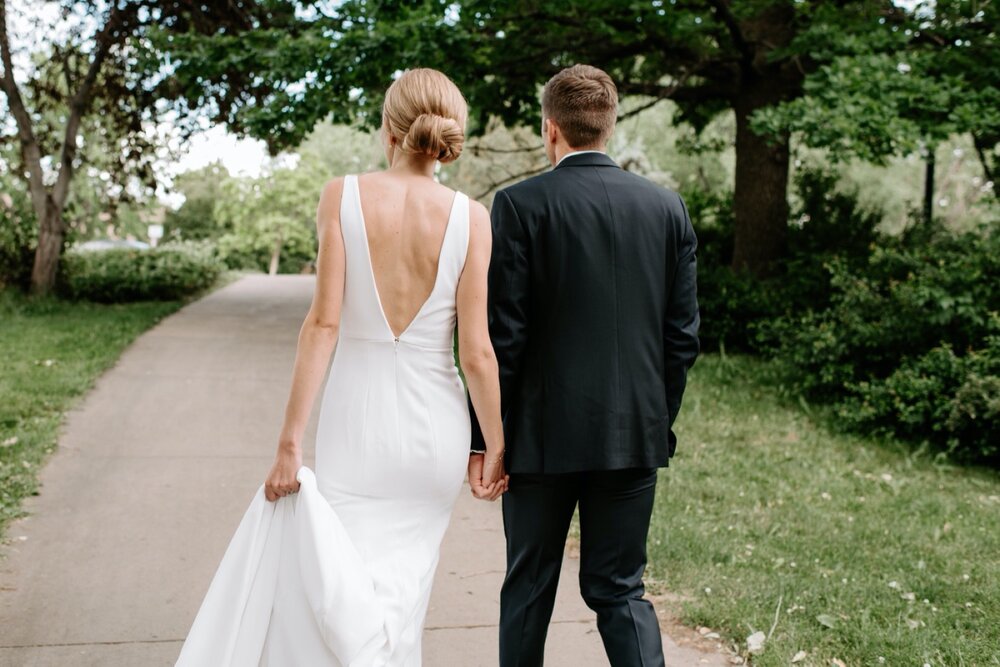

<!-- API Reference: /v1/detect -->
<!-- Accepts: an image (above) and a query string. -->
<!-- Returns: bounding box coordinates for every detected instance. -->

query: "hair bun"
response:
[400,113,465,163]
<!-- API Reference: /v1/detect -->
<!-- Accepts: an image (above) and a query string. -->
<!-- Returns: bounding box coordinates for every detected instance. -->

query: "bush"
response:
[779,168,882,312]
[759,227,1000,394]
[58,240,222,302]
[696,264,780,352]
[684,187,776,351]
[688,164,998,464]
[761,227,1000,463]
[689,167,881,352]
[0,190,37,291]
[841,332,1000,464]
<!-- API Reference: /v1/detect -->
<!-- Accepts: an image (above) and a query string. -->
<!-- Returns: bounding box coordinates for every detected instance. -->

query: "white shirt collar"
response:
[556,149,606,166]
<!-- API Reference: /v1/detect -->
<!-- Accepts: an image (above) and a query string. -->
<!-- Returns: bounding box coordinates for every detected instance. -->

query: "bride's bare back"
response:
[356,171,459,339]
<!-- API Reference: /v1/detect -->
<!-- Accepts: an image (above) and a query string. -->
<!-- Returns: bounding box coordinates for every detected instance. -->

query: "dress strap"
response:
[441,191,471,288]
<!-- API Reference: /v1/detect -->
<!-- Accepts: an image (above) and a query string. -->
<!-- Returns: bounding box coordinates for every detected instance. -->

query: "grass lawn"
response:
[650,354,999,667]
[0,272,243,540]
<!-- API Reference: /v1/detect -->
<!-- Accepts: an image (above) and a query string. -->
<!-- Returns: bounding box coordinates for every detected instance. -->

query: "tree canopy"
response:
[3,1,997,291]
[152,0,938,275]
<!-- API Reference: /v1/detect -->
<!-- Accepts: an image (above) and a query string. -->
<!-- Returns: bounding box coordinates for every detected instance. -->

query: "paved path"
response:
[0,275,729,666]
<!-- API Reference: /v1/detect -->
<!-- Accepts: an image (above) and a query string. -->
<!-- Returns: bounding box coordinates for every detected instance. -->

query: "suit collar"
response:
[553,151,620,170]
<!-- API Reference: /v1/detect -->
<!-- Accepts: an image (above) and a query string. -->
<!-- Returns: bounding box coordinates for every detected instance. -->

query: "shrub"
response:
[684,187,783,351]
[689,167,881,352]
[58,240,222,302]
[696,264,780,352]
[759,227,1000,397]
[0,190,36,291]
[841,332,1000,464]
[779,167,882,312]
[762,227,1000,463]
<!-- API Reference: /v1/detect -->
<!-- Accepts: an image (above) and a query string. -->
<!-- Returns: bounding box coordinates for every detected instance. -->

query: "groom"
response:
[469,64,700,666]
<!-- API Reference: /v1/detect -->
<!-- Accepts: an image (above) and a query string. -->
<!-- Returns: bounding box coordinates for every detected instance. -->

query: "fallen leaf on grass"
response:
[816,613,837,629]
[791,650,807,662]
[746,631,766,655]
[832,660,847,667]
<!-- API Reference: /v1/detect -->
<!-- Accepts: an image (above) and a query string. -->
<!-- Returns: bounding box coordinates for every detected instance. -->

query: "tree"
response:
[164,161,231,241]
[753,0,1000,223]
[214,164,320,275]
[150,0,913,276]
[0,0,263,295]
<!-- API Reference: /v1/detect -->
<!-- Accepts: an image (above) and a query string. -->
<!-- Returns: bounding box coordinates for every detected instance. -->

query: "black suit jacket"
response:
[469,152,700,474]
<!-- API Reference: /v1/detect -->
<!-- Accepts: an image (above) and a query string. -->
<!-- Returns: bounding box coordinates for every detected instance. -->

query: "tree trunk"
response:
[29,203,66,296]
[731,81,791,277]
[268,234,282,276]
[972,132,997,194]
[923,146,935,225]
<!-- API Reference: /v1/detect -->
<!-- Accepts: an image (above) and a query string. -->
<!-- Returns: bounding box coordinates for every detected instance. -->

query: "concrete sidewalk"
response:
[0,275,729,666]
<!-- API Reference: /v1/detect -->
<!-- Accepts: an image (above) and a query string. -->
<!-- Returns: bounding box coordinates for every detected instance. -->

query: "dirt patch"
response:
[647,591,740,660]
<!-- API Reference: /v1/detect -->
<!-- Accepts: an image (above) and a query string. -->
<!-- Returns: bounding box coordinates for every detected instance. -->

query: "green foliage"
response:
[780,168,883,310]
[755,0,1000,178]
[691,167,882,351]
[148,0,902,142]
[164,162,232,241]
[0,178,37,291]
[755,52,960,163]
[212,166,319,274]
[57,241,222,302]
[760,226,1000,462]
[843,336,1000,463]
[681,186,776,352]
[688,161,997,462]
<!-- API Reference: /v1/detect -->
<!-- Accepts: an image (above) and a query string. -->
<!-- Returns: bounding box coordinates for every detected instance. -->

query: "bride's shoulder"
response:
[319,174,350,194]
[315,176,351,225]
[467,195,487,219]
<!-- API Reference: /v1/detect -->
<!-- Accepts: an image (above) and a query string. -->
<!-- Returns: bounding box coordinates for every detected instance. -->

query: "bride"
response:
[175,68,508,666]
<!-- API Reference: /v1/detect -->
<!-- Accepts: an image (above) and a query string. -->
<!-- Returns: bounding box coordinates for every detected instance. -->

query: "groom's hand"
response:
[468,453,508,501]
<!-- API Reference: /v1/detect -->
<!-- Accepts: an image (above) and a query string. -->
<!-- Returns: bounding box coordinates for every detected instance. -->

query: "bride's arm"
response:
[264,178,347,501]
[457,200,507,500]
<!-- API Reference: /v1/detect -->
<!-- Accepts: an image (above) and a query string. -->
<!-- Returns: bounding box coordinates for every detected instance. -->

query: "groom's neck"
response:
[552,143,607,165]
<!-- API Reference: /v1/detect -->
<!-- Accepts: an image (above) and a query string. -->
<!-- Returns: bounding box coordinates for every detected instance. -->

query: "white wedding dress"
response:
[175,174,472,667]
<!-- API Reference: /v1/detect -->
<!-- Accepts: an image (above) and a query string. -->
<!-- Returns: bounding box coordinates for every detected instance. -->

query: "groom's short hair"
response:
[542,64,618,148]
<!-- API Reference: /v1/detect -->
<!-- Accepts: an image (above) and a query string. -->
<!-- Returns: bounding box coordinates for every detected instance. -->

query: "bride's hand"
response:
[265,444,302,502]
[482,448,507,487]
[468,452,508,501]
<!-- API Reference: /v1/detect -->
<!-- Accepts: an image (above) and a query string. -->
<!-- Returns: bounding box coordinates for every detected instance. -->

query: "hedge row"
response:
[57,241,222,302]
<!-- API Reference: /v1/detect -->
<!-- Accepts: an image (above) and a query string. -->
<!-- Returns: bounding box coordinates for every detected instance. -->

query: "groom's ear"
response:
[543,118,559,145]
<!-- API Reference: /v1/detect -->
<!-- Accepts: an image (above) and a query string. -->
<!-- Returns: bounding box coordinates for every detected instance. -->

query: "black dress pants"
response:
[498,468,664,667]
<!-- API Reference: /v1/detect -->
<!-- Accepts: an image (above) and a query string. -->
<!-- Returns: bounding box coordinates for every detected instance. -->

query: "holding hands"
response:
[468,449,509,501]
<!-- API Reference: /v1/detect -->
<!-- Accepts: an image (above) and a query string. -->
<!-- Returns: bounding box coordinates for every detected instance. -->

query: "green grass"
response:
[0,272,242,540]
[649,354,1000,667]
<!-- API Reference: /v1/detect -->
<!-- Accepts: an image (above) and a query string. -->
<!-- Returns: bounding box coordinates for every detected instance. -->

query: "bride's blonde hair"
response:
[382,68,468,164]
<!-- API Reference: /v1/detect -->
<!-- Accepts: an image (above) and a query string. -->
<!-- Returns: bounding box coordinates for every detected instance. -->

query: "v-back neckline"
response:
[352,174,460,341]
